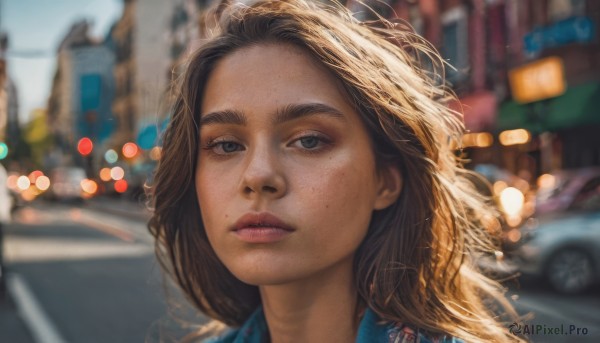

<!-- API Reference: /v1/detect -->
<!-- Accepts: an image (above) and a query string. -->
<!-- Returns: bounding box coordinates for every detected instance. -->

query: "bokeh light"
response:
[0,142,8,160]
[122,142,139,159]
[7,174,19,190]
[35,176,51,191]
[500,187,525,216]
[28,170,44,183]
[149,146,162,161]
[499,129,531,146]
[537,173,556,189]
[114,179,128,193]
[462,132,493,148]
[21,188,37,201]
[507,228,522,243]
[77,137,93,156]
[105,149,119,164]
[492,180,507,195]
[80,179,98,195]
[17,175,31,191]
[110,166,125,181]
[99,168,112,182]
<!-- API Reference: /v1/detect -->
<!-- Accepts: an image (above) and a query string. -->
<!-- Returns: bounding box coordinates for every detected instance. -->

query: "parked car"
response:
[47,166,87,202]
[506,192,600,294]
[535,167,600,215]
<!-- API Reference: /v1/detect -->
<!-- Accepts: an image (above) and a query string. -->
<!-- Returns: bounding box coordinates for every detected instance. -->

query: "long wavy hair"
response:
[148,1,523,341]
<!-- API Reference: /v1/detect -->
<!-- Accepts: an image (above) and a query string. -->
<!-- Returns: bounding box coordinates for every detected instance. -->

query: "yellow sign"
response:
[509,57,566,104]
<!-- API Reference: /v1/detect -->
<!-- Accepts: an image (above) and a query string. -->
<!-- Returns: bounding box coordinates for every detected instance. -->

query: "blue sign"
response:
[81,74,101,111]
[137,124,159,150]
[524,16,595,57]
[137,118,170,149]
[77,73,115,142]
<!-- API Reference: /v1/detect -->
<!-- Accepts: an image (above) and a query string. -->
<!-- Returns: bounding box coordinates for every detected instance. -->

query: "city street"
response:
[1,200,207,343]
[506,277,600,342]
[0,200,599,343]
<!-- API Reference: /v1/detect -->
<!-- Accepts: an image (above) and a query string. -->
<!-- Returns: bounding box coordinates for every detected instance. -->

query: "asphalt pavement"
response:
[0,196,153,343]
[0,287,35,343]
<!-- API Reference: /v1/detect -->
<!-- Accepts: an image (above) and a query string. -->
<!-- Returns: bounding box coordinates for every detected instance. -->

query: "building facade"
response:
[0,33,19,154]
[109,0,137,147]
[138,0,600,180]
[498,0,600,175]
[47,21,115,169]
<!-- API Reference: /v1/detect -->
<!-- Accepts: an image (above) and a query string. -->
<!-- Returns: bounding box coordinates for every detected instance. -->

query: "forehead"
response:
[200,43,353,117]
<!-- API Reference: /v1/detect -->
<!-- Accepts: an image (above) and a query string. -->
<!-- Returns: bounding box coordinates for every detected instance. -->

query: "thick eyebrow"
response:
[199,103,346,127]
[199,109,246,127]
[273,103,346,125]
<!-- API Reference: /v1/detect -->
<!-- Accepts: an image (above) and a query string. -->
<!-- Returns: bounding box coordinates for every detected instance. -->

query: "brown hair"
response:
[148,1,523,341]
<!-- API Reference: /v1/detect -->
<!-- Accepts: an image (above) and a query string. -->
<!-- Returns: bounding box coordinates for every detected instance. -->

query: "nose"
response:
[240,143,287,200]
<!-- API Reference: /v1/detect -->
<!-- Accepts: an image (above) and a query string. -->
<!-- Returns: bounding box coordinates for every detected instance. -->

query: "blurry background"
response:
[0,0,599,342]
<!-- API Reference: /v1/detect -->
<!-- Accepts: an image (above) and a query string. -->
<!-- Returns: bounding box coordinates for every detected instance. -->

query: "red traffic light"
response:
[77,137,93,156]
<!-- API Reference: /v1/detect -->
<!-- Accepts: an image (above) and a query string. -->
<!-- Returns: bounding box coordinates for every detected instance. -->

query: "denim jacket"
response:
[205,307,463,343]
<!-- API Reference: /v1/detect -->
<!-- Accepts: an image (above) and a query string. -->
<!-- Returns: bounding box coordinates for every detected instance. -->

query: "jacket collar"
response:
[226,306,391,343]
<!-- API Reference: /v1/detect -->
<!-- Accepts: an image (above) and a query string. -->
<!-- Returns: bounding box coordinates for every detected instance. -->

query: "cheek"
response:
[296,154,378,237]
[195,169,232,236]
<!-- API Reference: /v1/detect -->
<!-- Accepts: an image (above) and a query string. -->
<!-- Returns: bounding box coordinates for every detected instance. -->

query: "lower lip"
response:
[233,227,292,243]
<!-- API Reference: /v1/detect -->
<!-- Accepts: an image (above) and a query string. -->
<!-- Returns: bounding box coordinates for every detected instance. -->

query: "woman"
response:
[148,0,523,342]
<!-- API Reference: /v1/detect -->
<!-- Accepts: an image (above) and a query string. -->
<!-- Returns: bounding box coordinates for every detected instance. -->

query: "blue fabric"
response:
[205,306,463,343]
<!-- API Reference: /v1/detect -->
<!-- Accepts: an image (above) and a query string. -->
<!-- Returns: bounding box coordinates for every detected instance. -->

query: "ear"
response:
[373,164,403,210]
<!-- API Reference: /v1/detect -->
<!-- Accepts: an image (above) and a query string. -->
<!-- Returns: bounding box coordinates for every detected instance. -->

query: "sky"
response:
[2,0,123,124]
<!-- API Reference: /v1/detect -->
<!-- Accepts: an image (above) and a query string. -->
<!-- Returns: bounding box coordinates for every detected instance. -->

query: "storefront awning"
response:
[498,81,600,133]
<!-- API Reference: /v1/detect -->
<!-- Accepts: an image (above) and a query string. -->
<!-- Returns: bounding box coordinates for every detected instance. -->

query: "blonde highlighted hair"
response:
[148,1,524,341]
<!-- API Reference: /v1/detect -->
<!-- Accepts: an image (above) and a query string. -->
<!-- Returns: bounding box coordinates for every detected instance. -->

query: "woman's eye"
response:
[220,142,242,153]
[299,136,320,149]
[292,134,330,151]
[205,140,244,155]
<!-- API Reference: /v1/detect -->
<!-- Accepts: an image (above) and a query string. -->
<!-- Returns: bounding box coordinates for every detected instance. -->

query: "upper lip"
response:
[232,212,295,231]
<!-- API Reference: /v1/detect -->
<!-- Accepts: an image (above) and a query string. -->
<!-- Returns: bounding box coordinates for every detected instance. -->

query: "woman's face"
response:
[196,43,399,286]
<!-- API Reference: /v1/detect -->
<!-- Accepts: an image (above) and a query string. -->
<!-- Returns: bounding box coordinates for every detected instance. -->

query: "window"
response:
[408,4,423,36]
[441,6,469,85]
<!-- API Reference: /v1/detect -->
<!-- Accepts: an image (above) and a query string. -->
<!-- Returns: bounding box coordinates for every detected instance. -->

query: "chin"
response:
[225,255,310,286]
[231,267,307,286]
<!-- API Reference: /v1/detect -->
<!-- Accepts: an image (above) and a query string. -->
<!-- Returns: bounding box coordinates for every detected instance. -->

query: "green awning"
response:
[498,82,600,133]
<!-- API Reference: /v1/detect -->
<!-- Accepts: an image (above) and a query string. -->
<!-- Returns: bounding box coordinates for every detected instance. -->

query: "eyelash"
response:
[201,133,332,157]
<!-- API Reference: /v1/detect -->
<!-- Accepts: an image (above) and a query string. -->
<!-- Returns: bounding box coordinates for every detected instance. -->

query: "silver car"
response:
[508,201,600,294]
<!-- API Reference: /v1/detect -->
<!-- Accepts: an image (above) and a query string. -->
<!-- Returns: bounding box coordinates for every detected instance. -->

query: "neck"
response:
[259,256,361,343]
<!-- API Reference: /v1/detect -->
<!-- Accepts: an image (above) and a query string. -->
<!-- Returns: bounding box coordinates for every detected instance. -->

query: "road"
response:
[2,201,207,343]
[506,277,600,342]
[2,200,599,343]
